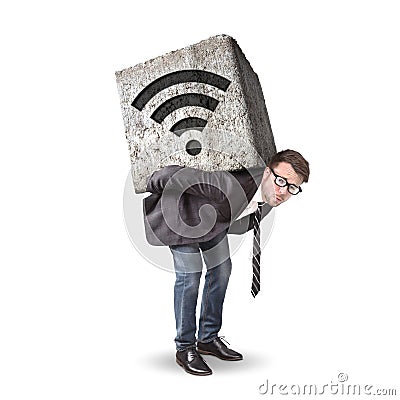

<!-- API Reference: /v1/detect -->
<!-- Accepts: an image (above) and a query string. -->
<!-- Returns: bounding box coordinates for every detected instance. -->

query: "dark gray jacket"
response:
[143,165,272,246]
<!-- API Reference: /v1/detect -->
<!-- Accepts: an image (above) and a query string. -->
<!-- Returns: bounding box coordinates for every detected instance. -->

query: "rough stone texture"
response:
[116,34,276,193]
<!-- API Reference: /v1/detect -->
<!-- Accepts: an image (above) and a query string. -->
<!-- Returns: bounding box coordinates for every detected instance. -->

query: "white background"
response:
[1,1,399,398]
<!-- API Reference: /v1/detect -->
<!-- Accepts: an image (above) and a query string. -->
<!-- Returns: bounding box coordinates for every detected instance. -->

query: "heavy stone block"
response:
[115,34,276,193]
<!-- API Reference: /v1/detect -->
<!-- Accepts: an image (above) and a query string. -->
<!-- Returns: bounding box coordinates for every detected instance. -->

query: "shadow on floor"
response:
[137,348,270,375]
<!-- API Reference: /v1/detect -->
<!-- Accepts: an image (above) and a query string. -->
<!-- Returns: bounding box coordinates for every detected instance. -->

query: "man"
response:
[143,149,310,375]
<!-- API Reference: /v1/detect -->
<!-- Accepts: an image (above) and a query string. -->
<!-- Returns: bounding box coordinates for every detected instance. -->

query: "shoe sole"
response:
[197,349,243,361]
[175,357,213,376]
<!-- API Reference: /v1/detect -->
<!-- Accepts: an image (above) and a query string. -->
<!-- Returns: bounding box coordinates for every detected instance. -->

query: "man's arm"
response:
[228,203,273,235]
[227,213,254,234]
[146,165,243,204]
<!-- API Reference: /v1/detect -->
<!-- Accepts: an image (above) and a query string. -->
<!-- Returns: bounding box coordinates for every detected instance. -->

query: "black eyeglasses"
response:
[270,168,302,195]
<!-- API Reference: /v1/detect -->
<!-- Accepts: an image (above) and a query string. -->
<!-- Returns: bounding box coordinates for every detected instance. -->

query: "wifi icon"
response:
[131,70,231,155]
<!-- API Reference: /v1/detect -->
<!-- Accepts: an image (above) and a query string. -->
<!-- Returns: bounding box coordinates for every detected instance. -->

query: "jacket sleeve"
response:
[145,165,238,204]
[227,213,254,234]
[145,165,182,193]
[228,203,273,235]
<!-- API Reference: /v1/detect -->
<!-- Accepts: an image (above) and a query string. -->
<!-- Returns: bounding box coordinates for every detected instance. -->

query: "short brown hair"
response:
[268,149,310,183]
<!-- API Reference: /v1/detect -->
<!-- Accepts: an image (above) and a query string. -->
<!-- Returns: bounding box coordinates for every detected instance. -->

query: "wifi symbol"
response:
[131,70,231,155]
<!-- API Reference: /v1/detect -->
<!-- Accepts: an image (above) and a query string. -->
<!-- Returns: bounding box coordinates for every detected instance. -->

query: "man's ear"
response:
[263,167,270,179]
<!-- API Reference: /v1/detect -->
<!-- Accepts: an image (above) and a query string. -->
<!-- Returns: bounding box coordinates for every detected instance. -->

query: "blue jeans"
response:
[169,229,232,351]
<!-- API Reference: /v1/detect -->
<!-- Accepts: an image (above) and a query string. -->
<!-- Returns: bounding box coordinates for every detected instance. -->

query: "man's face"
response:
[260,161,303,207]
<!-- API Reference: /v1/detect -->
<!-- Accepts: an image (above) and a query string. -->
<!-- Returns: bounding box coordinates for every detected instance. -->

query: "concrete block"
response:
[116,34,276,193]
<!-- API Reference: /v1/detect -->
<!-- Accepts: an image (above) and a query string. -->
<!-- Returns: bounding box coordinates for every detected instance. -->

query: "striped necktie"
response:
[251,202,264,298]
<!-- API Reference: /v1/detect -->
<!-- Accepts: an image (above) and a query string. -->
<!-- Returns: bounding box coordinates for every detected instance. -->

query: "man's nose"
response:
[277,186,287,194]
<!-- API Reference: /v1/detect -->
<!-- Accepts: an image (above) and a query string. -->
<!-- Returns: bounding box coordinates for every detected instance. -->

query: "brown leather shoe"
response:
[176,347,213,376]
[197,337,243,361]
